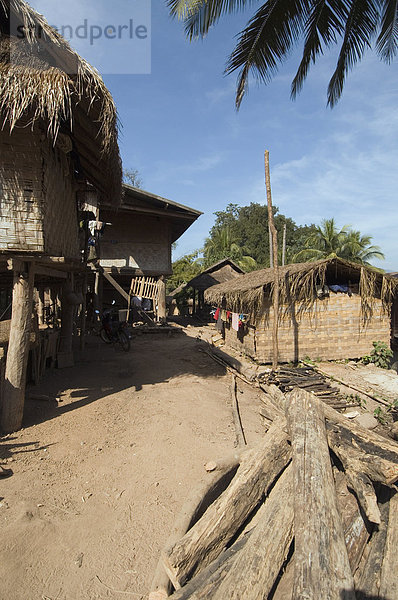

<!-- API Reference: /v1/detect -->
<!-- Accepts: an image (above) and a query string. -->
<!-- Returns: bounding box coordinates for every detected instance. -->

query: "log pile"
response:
[151,386,398,600]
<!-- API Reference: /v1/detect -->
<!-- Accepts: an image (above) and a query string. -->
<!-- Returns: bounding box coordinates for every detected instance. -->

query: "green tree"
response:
[203,225,257,270]
[169,0,398,107]
[207,202,316,267]
[294,218,384,265]
[167,250,203,293]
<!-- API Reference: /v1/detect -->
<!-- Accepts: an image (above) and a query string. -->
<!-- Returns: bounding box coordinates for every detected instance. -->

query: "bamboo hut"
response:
[0,0,121,432]
[205,258,398,363]
[169,259,244,318]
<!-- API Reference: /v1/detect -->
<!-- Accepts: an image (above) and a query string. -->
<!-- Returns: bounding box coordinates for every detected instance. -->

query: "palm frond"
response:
[327,0,379,106]
[291,0,348,98]
[167,0,253,38]
[226,0,311,108]
[376,0,398,62]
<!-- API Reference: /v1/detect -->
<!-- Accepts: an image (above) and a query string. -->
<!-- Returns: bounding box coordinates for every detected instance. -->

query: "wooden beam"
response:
[34,265,68,279]
[287,389,355,600]
[1,262,35,433]
[89,263,129,303]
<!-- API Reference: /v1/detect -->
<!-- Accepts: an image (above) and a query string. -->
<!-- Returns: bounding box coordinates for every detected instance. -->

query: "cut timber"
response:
[169,532,252,600]
[213,464,294,600]
[162,420,291,589]
[334,470,371,572]
[230,374,246,448]
[1,262,35,433]
[355,487,390,598]
[150,451,243,599]
[287,389,355,600]
[379,487,398,599]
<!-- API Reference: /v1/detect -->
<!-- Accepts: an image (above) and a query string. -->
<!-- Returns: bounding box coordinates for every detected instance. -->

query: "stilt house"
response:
[0,0,121,432]
[205,258,397,363]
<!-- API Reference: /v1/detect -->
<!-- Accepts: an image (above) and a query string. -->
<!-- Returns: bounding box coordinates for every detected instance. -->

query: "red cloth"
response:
[214,307,220,321]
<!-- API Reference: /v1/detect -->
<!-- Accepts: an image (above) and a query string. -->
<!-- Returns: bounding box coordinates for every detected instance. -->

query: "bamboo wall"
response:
[224,293,390,363]
[0,127,79,258]
[99,211,172,275]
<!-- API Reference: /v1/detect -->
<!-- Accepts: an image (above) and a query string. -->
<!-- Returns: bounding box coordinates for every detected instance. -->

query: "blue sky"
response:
[31,1,398,270]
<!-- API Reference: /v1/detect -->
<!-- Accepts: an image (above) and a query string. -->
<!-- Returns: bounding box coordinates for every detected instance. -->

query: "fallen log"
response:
[149,451,243,599]
[162,420,291,589]
[287,389,355,600]
[213,464,294,600]
[379,487,398,599]
[169,531,252,600]
[355,487,390,598]
[334,470,372,572]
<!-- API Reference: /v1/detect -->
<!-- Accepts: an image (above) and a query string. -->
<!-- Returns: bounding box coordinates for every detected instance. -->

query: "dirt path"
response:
[0,326,262,600]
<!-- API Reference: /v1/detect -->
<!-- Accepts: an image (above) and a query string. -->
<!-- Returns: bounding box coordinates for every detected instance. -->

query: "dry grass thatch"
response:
[204,257,398,321]
[0,0,121,202]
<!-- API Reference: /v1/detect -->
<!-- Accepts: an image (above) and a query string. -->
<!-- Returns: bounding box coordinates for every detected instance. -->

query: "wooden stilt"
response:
[80,273,87,350]
[58,278,74,362]
[1,261,35,433]
[158,276,166,323]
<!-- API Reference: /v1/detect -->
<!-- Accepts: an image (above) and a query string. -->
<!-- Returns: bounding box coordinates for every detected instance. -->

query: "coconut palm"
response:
[203,226,257,270]
[168,0,398,107]
[293,218,384,265]
[341,229,385,265]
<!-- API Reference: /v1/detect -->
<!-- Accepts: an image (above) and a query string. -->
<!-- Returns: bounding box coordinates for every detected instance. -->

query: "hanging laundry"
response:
[216,314,224,333]
[220,309,227,322]
[232,313,239,332]
[226,311,232,320]
[214,307,220,321]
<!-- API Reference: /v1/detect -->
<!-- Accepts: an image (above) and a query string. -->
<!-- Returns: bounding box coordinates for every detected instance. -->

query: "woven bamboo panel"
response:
[129,276,160,301]
[224,293,390,363]
[41,137,80,259]
[0,128,44,252]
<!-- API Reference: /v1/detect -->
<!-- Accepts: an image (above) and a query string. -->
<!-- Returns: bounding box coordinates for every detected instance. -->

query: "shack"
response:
[169,259,244,318]
[87,184,202,323]
[0,0,121,431]
[205,258,397,363]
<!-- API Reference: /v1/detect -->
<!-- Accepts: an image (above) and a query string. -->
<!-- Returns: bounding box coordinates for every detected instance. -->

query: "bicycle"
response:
[100,310,131,352]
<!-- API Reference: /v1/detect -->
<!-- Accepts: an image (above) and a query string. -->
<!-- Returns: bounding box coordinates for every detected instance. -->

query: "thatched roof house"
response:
[205,258,398,363]
[0,0,121,204]
[187,259,244,292]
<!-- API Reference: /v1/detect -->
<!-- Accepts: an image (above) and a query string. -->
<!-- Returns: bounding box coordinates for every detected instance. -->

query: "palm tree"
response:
[293,218,384,265]
[341,229,385,265]
[203,226,257,270]
[168,0,398,107]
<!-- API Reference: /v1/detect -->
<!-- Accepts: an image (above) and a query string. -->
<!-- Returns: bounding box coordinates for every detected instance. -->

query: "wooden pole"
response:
[282,222,287,266]
[80,273,87,351]
[264,150,279,369]
[157,276,166,323]
[59,278,74,354]
[1,261,35,433]
[268,224,273,268]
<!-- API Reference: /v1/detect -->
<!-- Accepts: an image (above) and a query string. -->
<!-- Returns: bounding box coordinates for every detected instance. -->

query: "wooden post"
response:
[80,273,87,351]
[93,270,101,319]
[265,150,279,369]
[282,222,287,266]
[1,261,35,433]
[59,278,74,354]
[157,276,166,323]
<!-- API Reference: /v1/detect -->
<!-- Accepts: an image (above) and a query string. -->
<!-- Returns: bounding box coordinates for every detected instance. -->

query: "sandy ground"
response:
[0,325,263,600]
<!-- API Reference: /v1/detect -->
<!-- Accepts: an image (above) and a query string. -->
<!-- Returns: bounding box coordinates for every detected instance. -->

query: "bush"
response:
[362,341,393,369]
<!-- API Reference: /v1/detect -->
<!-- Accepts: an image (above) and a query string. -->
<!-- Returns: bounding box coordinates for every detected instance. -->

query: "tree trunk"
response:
[264,150,279,369]
[162,420,291,589]
[379,487,398,598]
[1,261,35,433]
[287,389,355,600]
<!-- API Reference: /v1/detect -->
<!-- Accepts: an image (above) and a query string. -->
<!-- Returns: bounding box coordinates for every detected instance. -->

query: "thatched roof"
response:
[205,258,398,320]
[188,259,244,291]
[0,0,121,203]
